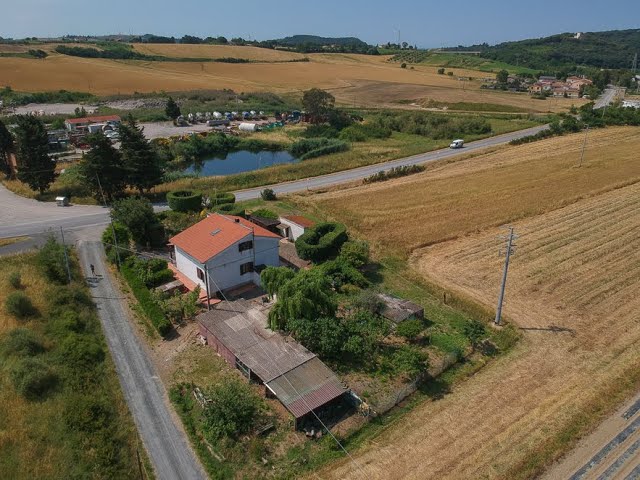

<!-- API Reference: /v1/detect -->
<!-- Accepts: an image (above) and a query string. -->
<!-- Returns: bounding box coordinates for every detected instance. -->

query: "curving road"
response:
[0,124,547,239]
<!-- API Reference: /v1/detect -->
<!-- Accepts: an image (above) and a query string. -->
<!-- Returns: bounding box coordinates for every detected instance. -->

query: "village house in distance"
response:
[528,75,593,98]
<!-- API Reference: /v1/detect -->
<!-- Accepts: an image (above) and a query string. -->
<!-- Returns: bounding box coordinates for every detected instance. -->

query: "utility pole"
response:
[203,263,211,311]
[59,227,72,284]
[495,227,517,326]
[96,175,121,269]
[578,126,589,167]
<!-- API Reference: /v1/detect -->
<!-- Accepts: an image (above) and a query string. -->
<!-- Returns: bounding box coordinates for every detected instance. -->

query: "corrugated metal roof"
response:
[197,301,314,382]
[266,357,347,418]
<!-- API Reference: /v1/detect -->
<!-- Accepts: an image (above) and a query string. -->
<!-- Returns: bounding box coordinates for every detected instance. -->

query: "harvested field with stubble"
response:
[0,45,579,112]
[309,127,640,480]
[309,127,640,257]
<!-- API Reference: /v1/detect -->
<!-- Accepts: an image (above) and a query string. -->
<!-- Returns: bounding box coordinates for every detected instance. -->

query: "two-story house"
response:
[169,213,281,294]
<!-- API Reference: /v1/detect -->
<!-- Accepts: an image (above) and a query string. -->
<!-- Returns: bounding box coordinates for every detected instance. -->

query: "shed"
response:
[197,300,347,426]
[377,293,424,324]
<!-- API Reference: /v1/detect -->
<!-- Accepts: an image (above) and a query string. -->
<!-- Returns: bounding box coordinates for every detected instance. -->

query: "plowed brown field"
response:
[310,127,640,479]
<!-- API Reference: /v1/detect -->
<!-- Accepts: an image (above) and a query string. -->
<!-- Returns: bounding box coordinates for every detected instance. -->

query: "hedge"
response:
[208,191,236,206]
[167,190,203,212]
[213,203,246,217]
[299,142,350,161]
[121,263,172,337]
[295,222,348,263]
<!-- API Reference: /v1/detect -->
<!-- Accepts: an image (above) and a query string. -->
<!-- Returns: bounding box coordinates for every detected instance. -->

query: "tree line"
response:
[0,115,164,198]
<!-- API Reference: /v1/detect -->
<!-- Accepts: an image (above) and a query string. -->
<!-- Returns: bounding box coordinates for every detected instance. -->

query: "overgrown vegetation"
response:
[0,248,142,479]
[363,165,425,184]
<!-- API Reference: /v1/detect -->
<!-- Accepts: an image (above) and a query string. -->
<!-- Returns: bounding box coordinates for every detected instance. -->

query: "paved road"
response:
[542,393,640,480]
[78,241,207,480]
[594,87,624,109]
[0,124,547,238]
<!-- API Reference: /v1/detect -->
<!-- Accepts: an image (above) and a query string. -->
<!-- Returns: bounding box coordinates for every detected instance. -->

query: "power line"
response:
[204,273,371,480]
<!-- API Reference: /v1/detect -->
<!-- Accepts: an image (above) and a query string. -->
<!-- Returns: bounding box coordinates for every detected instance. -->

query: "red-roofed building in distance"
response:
[169,214,281,294]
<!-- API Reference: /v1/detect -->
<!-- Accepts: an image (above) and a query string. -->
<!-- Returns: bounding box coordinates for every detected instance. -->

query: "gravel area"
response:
[140,121,213,140]
[10,103,98,115]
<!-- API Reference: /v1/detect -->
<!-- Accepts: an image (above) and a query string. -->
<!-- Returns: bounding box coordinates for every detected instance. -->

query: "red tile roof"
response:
[169,214,280,263]
[283,215,315,228]
[66,115,121,124]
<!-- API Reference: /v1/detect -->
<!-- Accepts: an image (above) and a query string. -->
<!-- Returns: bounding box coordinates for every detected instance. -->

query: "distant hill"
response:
[445,29,640,70]
[272,35,369,47]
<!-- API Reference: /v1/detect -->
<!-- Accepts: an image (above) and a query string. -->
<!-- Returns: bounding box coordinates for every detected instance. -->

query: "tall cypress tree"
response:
[0,119,14,176]
[14,115,55,193]
[118,117,163,194]
[165,97,181,120]
[79,132,126,202]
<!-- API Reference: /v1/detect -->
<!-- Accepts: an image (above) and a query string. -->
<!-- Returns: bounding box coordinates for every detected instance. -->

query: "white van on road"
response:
[450,139,464,149]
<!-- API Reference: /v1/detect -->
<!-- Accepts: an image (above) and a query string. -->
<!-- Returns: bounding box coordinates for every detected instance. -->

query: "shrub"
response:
[101,222,132,264]
[437,68,445,74]
[121,262,172,336]
[339,240,370,268]
[302,124,339,138]
[205,191,236,207]
[5,292,37,319]
[8,272,22,289]
[295,222,348,263]
[395,318,424,340]
[260,188,277,201]
[299,141,350,161]
[250,208,278,219]
[363,164,425,184]
[167,190,203,212]
[37,235,70,284]
[111,197,160,246]
[202,379,262,440]
[58,333,105,370]
[320,258,369,290]
[213,203,246,217]
[390,345,428,378]
[401,63,407,68]
[339,123,392,142]
[130,258,174,288]
[1,328,45,357]
[10,357,58,400]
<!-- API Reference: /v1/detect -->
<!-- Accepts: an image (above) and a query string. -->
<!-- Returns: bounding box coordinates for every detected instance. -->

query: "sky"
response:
[2,0,639,47]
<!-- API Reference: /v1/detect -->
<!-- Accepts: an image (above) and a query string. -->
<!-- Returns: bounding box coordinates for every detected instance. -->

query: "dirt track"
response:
[316,182,640,479]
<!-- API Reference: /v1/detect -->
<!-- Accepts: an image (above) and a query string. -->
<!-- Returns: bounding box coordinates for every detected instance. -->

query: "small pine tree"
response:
[14,115,55,193]
[165,97,181,120]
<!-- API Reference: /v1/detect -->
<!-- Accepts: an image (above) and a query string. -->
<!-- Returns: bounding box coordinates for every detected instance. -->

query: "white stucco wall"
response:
[279,218,306,241]
[175,233,280,293]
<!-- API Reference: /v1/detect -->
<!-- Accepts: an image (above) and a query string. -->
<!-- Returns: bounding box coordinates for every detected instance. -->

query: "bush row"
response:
[167,190,203,212]
[289,137,348,158]
[121,262,172,337]
[363,164,425,184]
[295,222,348,263]
[299,141,350,160]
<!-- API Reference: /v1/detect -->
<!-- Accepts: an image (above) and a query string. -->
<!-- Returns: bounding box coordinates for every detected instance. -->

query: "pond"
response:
[183,150,297,177]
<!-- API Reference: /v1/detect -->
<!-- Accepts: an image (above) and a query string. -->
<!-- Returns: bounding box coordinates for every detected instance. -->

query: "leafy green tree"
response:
[496,69,509,84]
[101,222,132,264]
[110,197,160,245]
[302,88,335,124]
[0,119,14,176]
[118,117,163,194]
[165,96,181,120]
[202,379,261,440]
[268,269,336,330]
[260,266,295,298]
[79,132,126,201]
[14,115,55,193]
[289,316,347,360]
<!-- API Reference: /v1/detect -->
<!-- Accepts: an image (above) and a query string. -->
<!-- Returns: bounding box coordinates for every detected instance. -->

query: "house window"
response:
[238,240,253,252]
[240,262,254,275]
[197,268,205,281]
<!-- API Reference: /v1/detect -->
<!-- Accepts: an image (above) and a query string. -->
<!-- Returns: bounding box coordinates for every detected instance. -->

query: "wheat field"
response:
[0,45,580,112]
[310,127,640,256]
[310,127,640,479]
